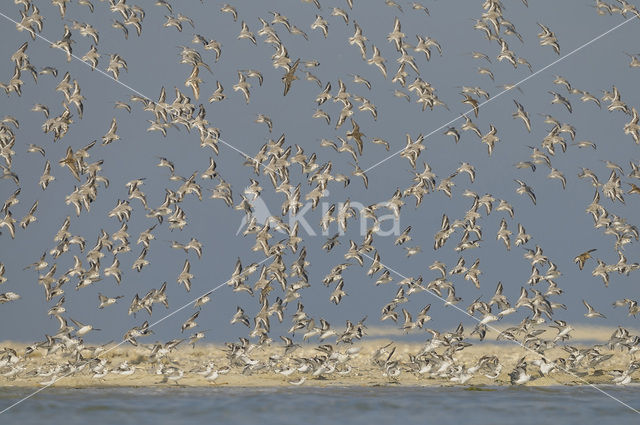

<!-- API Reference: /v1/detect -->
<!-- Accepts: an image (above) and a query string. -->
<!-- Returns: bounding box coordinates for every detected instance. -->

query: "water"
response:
[1,386,639,425]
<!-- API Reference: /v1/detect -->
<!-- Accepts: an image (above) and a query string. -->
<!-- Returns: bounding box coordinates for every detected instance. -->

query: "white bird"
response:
[583,300,606,319]
[69,317,99,336]
[98,293,123,309]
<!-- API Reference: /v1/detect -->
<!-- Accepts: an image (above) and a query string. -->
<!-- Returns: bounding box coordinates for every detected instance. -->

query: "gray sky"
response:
[0,0,639,344]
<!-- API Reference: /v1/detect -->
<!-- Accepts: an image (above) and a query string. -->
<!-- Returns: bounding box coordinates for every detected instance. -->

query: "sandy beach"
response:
[1,325,638,388]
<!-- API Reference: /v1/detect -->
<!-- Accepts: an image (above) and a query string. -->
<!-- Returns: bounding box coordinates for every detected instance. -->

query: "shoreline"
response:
[1,338,638,388]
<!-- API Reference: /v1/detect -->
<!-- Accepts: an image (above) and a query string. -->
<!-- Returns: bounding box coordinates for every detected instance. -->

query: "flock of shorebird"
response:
[1,0,640,387]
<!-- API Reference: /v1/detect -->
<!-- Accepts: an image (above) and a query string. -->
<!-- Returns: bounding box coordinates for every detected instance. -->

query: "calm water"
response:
[1,386,639,425]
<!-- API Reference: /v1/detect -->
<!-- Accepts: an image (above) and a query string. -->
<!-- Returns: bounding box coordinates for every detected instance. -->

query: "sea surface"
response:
[1,386,639,425]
